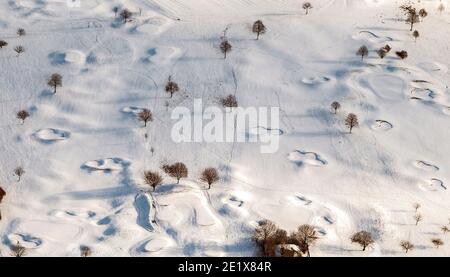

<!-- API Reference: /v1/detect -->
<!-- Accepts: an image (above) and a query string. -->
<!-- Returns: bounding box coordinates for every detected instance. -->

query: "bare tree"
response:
[220,94,238,108]
[431,238,444,249]
[413,213,422,226]
[144,171,163,191]
[413,203,421,213]
[220,40,232,59]
[14,46,25,57]
[14,167,25,182]
[120,9,132,24]
[0,186,5,203]
[48,73,62,94]
[400,5,420,31]
[381,44,391,53]
[80,245,92,257]
[441,225,449,234]
[165,76,179,98]
[331,101,341,114]
[377,48,387,59]
[345,113,359,134]
[418,9,428,20]
[351,231,374,251]
[113,7,119,17]
[400,240,414,253]
[290,224,318,257]
[17,110,30,124]
[200,167,219,189]
[356,45,369,61]
[162,162,188,184]
[17,28,26,37]
[11,241,26,257]
[395,50,408,59]
[252,20,266,40]
[302,2,313,15]
[412,30,419,42]
[0,40,7,48]
[138,109,153,127]
[438,4,445,16]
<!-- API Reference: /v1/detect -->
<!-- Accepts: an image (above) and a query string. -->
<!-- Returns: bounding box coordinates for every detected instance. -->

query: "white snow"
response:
[1,0,450,257]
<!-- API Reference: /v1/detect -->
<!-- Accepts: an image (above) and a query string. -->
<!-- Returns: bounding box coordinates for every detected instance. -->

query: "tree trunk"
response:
[208,183,211,190]
[362,245,366,251]
[256,32,260,40]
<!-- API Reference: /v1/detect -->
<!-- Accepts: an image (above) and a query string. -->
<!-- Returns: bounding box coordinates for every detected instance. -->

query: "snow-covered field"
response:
[1,0,450,257]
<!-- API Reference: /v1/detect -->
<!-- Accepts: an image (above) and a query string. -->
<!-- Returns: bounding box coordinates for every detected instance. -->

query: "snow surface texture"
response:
[1,0,450,257]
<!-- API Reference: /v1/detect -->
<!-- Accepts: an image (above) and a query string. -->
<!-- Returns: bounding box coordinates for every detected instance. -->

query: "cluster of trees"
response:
[0,28,27,57]
[253,220,319,257]
[254,215,448,256]
[329,101,359,134]
[400,203,449,253]
[14,73,63,124]
[400,5,428,31]
[357,44,408,61]
[253,220,379,256]
[143,164,219,192]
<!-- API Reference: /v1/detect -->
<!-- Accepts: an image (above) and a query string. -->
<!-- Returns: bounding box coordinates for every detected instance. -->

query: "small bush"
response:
[17,110,30,124]
[220,95,238,108]
[396,50,408,60]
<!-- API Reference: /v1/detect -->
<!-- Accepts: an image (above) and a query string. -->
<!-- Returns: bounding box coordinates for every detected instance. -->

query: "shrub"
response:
[220,95,238,108]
